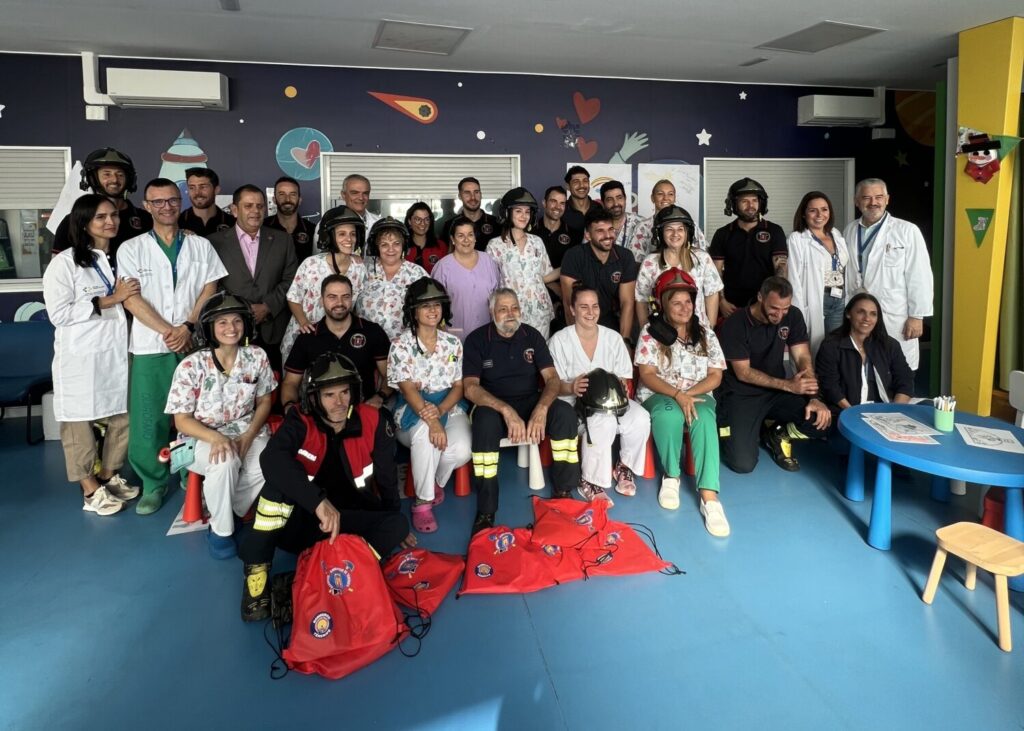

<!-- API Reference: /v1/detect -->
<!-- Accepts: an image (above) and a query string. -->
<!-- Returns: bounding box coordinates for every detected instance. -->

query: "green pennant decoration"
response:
[966,209,995,247]
[991,134,1022,161]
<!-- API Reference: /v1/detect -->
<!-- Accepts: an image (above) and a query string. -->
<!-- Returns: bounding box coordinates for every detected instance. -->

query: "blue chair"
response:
[0,321,54,444]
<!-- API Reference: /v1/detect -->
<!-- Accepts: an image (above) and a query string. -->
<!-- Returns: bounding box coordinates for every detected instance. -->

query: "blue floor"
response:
[2,416,1023,730]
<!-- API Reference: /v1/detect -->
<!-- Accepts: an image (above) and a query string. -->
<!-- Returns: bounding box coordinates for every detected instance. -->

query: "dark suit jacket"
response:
[209,226,298,347]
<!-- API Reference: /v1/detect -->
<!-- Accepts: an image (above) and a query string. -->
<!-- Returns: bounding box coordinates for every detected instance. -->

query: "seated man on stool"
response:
[716,276,831,473]
[238,353,414,622]
[463,288,581,534]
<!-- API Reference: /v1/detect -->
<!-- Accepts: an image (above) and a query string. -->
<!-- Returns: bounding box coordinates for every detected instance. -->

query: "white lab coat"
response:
[116,231,227,355]
[42,249,128,422]
[786,229,857,357]
[843,214,933,370]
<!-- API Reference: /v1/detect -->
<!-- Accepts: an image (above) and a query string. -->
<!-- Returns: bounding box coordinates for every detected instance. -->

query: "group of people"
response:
[41,146,932,622]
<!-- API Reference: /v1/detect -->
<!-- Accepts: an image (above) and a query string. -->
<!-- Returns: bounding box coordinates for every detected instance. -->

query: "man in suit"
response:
[209,185,299,374]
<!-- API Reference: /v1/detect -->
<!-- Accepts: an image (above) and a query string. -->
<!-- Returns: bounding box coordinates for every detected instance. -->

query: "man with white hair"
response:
[462,288,581,533]
[340,174,381,232]
[842,178,933,371]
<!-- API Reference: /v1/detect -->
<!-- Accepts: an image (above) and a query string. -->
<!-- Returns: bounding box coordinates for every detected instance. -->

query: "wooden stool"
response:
[922,521,1024,652]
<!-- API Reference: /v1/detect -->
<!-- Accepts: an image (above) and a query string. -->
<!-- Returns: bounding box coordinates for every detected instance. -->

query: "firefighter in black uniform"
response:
[463,288,581,534]
[51,148,152,271]
[264,176,317,261]
[178,167,235,236]
[238,353,413,622]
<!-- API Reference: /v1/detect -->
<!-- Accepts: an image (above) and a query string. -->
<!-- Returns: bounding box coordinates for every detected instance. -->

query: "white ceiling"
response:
[3,1,1021,89]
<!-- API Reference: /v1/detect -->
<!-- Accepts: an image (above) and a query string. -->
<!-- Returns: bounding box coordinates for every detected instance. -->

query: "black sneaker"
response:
[552,488,574,499]
[471,512,495,535]
[241,562,271,622]
[762,423,800,472]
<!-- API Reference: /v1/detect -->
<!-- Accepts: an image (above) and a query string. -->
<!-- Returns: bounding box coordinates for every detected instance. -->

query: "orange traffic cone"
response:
[539,437,553,467]
[684,431,696,477]
[643,436,657,479]
[183,472,204,524]
[454,463,471,497]
[403,465,416,498]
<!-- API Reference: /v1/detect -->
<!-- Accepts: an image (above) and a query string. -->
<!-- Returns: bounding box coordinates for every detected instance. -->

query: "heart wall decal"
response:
[576,137,598,162]
[291,140,321,169]
[573,92,601,124]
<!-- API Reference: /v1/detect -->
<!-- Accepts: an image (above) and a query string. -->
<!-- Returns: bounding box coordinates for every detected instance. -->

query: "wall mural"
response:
[158,128,209,202]
[274,127,333,181]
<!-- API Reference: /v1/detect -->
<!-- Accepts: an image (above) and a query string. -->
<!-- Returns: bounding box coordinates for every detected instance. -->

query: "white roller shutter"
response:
[0,147,71,209]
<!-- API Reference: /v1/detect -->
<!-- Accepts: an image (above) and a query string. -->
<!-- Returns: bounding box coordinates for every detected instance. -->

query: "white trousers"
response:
[188,432,269,537]
[397,411,472,502]
[580,400,651,488]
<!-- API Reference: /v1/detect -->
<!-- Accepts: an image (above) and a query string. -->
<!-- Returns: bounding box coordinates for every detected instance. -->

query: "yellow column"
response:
[952,17,1024,414]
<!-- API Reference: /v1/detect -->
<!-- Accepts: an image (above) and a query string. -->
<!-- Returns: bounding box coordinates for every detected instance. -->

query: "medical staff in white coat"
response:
[43,194,141,515]
[787,191,857,357]
[118,177,227,516]
[843,178,933,371]
[548,285,651,504]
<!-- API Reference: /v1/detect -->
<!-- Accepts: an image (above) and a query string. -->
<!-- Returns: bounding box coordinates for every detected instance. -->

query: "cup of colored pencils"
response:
[933,395,955,432]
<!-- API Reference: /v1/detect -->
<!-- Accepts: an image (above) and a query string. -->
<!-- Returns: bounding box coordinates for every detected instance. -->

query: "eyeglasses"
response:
[146,198,182,209]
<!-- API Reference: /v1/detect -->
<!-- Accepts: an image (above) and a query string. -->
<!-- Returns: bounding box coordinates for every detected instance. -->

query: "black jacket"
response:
[815,332,914,409]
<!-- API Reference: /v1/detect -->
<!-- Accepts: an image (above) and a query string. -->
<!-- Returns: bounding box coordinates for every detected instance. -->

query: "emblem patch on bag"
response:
[490,531,516,554]
[325,561,355,594]
[475,563,494,578]
[311,611,333,638]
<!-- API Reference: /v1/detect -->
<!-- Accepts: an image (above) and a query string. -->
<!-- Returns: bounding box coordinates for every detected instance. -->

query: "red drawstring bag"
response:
[382,549,465,617]
[530,496,609,548]
[283,535,408,680]
[458,527,560,595]
[528,540,585,585]
[577,521,681,578]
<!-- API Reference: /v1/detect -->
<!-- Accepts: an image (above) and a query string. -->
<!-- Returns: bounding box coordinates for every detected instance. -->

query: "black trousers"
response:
[470,394,580,515]
[238,484,409,566]
[717,389,828,474]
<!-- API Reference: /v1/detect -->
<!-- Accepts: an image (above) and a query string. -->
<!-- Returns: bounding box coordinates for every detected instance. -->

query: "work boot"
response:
[241,563,271,622]
[762,422,800,472]
[471,512,495,535]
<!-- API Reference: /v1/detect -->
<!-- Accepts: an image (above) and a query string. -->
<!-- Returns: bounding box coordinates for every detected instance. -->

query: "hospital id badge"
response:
[169,436,197,472]
[824,269,844,288]
[828,287,844,299]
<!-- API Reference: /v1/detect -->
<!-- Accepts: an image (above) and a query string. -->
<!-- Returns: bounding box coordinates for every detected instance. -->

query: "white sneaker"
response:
[658,477,680,510]
[104,473,139,501]
[577,479,614,507]
[83,486,125,516]
[700,499,731,537]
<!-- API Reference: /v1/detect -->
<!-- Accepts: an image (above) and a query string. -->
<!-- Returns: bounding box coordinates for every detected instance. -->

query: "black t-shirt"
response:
[178,207,236,238]
[264,214,318,262]
[719,305,809,396]
[562,198,604,238]
[285,317,390,400]
[463,323,553,401]
[51,200,152,274]
[439,212,499,252]
[708,219,788,309]
[559,243,638,331]
[534,218,582,268]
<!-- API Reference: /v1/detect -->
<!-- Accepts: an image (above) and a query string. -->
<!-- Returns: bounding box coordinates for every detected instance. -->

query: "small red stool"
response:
[643,436,657,479]
[684,431,696,477]
[983,488,1006,532]
[454,463,471,497]
[539,437,553,467]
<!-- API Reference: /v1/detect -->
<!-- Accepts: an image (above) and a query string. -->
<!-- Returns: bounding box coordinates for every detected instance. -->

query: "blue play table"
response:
[839,403,1024,585]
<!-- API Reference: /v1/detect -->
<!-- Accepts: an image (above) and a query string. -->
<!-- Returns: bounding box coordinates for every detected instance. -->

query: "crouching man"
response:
[238,353,414,622]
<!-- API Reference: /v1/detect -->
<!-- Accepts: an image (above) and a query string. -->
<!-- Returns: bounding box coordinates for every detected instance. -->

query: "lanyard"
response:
[810,234,840,271]
[856,213,886,271]
[150,230,184,281]
[91,256,114,296]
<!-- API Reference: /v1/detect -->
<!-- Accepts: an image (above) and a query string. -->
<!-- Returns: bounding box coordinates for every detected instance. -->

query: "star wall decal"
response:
[696,128,712,146]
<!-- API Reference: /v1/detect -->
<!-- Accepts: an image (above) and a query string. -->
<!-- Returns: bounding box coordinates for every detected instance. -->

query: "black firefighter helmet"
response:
[496,187,538,226]
[80,147,138,196]
[365,216,410,258]
[197,292,256,348]
[576,368,629,445]
[317,205,366,253]
[723,177,768,217]
[402,277,452,329]
[652,204,696,250]
[300,352,363,417]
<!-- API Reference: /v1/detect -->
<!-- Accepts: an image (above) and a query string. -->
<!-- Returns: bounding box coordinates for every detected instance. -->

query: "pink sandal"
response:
[431,485,445,507]
[411,503,438,533]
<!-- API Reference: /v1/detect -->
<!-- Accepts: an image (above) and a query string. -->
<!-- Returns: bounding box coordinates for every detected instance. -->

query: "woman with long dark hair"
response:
[42,194,141,515]
[787,191,857,355]
[815,292,915,410]
[635,268,729,536]
[403,202,447,274]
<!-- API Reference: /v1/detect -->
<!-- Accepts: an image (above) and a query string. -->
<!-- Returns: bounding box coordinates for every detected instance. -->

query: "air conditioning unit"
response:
[106,68,229,110]
[797,87,885,127]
